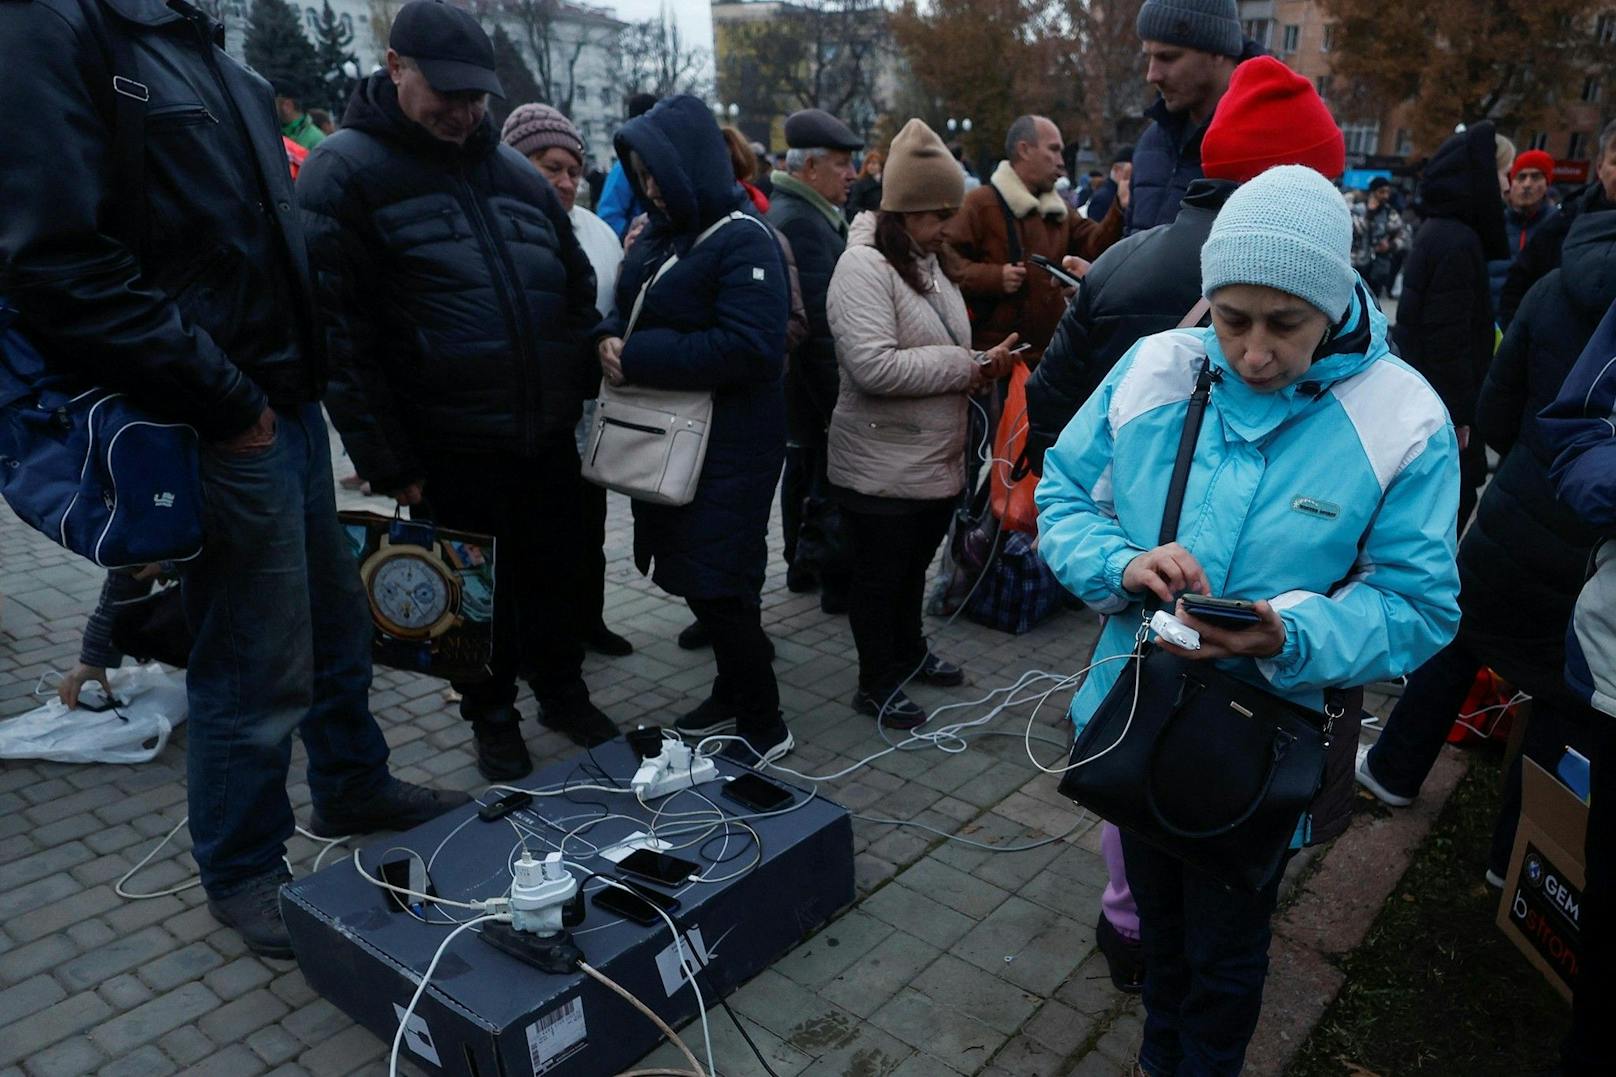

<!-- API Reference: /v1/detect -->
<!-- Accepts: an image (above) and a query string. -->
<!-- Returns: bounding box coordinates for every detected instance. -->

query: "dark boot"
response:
[677,619,712,650]
[306,779,471,838]
[852,686,927,729]
[586,623,633,657]
[472,718,533,781]
[719,713,794,767]
[538,686,618,747]
[1096,910,1145,993]
[208,867,294,959]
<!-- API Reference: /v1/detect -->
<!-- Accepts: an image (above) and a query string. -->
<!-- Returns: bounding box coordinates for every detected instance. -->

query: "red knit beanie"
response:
[1511,149,1555,180]
[1201,57,1345,183]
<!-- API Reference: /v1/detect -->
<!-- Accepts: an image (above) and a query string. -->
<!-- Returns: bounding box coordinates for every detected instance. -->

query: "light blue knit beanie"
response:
[1200,164,1356,321]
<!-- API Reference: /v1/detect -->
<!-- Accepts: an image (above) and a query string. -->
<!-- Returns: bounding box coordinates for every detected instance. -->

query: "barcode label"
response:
[527,996,587,1075]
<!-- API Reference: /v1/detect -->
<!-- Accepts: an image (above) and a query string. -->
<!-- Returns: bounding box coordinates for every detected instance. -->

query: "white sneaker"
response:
[1354,749,1414,807]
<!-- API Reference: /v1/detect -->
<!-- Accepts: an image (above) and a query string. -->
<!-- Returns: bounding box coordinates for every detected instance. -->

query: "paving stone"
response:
[774,910,895,990]
[867,987,1007,1075]
[729,969,859,1054]
[56,924,174,991]
[17,1035,103,1077]
[1020,998,1098,1057]
[911,953,1042,1036]
[198,988,290,1044]
[0,975,65,1028]
[180,1045,271,1076]
[281,998,350,1048]
[858,879,978,951]
[0,991,112,1067]
[203,956,276,1001]
[245,1026,303,1067]
[96,972,154,1010]
[979,1033,1069,1077]
[798,1020,914,1076]
[1092,1012,1144,1066]
[100,1045,177,1077]
[893,857,1012,920]
[820,928,942,1019]
[139,942,227,993]
[296,1024,385,1075]
[88,981,220,1056]
[157,1025,216,1068]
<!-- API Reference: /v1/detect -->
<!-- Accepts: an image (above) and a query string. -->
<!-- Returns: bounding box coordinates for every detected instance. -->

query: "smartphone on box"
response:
[616,849,698,888]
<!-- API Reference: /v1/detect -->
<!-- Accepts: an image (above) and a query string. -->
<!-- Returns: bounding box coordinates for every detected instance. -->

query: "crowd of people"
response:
[1,0,1612,1072]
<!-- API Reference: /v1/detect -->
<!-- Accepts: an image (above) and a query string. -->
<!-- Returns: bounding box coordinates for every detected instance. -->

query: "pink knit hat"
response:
[500,103,584,163]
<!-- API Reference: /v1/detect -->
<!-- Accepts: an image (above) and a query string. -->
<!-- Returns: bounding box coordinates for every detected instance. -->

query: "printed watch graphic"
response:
[359,523,463,641]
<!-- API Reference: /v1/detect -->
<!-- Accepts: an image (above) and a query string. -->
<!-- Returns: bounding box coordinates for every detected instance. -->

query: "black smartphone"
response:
[1029,254,1082,289]
[1179,594,1262,630]
[592,880,681,925]
[478,790,533,822]
[379,854,434,914]
[722,773,794,813]
[617,849,698,887]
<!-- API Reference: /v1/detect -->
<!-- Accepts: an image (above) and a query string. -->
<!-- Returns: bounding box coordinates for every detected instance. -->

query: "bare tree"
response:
[719,0,892,136]
[615,12,711,101]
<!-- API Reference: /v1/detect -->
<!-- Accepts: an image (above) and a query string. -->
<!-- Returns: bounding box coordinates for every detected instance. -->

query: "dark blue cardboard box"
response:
[281,742,854,1075]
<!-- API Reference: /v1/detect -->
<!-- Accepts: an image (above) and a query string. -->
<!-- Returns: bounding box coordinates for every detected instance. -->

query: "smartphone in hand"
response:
[1179,594,1262,631]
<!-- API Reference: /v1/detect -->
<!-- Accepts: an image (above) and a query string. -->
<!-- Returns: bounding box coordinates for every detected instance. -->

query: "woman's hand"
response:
[1121,542,1209,604]
[969,332,1022,390]
[598,336,626,386]
[1159,599,1288,662]
[58,663,112,709]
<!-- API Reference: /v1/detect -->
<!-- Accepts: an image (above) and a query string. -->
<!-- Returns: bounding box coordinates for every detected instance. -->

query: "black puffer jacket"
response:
[1460,211,1616,697]
[1025,179,1235,474]
[0,0,315,440]
[298,72,600,490]
[1393,122,1508,427]
[768,183,845,443]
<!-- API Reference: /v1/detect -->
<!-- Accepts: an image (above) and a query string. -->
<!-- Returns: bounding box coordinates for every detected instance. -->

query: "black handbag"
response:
[1056,359,1345,893]
[110,583,192,669]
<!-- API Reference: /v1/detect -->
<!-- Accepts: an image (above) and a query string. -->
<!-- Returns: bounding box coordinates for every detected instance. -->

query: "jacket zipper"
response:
[454,167,538,455]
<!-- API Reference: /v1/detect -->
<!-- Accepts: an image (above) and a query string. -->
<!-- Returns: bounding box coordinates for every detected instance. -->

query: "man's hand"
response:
[1158,599,1287,662]
[1122,542,1209,604]
[1456,426,1471,450]
[598,336,625,386]
[215,407,276,455]
[1116,172,1131,210]
[623,214,648,253]
[1001,262,1027,294]
[393,482,424,507]
[58,663,112,709]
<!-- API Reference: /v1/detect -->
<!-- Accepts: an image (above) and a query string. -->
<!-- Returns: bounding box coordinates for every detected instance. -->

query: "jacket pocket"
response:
[146,103,218,132]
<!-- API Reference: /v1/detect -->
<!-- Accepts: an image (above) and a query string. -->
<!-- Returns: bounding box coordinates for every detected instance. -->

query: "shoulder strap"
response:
[625,211,762,339]
[1157,359,1218,545]
[1177,297,1210,329]
[991,186,1023,264]
[88,1,149,252]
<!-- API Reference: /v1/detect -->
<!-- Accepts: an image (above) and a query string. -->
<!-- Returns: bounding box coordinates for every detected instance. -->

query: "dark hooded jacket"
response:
[0,0,315,441]
[1499,180,1615,328]
[1025,179,1235,474]
[1458,211,1616,696]
[1393,122,1509,428]
[296,71,600,491]
[603,96,789,599]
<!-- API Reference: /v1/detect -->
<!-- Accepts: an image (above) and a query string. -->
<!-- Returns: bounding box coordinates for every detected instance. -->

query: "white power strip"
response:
[632,742,719,800]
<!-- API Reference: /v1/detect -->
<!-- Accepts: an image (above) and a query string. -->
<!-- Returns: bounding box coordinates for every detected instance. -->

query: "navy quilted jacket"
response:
[605,96,789,598]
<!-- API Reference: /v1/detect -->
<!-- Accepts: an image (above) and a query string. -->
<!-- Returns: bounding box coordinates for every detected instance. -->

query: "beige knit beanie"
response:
[880,119,964,213]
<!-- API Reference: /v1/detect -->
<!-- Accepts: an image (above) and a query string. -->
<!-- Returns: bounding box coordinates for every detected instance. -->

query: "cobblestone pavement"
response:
[0,434,1429,1077]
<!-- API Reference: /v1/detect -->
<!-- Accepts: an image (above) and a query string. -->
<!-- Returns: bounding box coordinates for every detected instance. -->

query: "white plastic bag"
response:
[0,664,188,764]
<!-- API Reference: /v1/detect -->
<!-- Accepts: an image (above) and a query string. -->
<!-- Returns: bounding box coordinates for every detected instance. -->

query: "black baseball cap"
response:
[389,0,504,98]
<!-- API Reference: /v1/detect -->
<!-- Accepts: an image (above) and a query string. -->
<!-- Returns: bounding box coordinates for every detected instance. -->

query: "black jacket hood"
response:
[1560,210,1616,316]
[613,95,745,235]
[1417,122,1508,260]
[340,71,499,161]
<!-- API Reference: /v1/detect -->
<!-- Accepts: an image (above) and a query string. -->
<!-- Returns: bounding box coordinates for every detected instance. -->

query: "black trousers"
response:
[1565,715,1613,1074]
[686,594,780,735]
[581,480,608,630]
[844,500,954,693]
[416,445,587,721]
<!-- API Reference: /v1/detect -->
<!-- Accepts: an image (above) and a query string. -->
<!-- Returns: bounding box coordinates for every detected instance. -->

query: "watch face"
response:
[372,555,451,631]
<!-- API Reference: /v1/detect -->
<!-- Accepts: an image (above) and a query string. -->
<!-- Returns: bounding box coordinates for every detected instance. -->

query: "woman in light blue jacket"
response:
[1036,166,1461,1076]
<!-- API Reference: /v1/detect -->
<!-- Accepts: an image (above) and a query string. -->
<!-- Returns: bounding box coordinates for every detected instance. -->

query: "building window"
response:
[1395,128,1414,157]
[1530,130,1550,150]
[1241,18,1272,49]
[1321,24,1336,52]
[1597,13,1616,44]
[1281,23,1300,53]
[1584,76,1603,103]
[1316,75,1331,101]
[1342,121,1381,157]
[1569,131,1589,160]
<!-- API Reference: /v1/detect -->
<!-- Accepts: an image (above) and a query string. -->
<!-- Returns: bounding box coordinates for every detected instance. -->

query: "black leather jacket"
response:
[0,0,317,440]
[297,72,600,490]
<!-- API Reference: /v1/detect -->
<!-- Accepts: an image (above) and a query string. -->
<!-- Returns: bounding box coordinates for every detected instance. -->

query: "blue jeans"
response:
[180,404,390,894]
[1123,832,1288,1076]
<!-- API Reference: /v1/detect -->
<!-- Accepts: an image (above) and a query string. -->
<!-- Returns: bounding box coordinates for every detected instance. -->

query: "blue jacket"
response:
[605,96,789,599]
[1036,282,1460,837]
[1124,97,1205,236]
[596,162,643,239]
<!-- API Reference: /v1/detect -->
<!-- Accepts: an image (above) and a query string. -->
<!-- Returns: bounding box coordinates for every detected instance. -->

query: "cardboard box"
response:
[1496,757,1588,1001]
[282,741,855,1076]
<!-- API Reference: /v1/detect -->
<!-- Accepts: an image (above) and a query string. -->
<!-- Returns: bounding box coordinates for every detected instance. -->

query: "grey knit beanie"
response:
[1136,0,1242,58]
[500,103,584,163]
[1201,165,1356,321]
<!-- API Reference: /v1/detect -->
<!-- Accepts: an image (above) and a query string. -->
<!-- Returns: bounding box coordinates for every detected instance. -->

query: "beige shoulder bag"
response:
[582,211,766,506]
